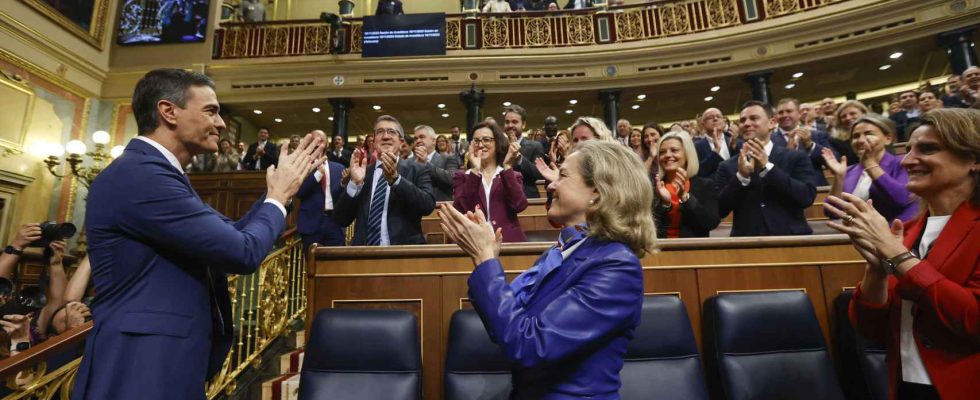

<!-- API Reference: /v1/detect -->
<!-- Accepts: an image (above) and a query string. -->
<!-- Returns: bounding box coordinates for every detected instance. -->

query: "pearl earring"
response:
[588,199,595,205]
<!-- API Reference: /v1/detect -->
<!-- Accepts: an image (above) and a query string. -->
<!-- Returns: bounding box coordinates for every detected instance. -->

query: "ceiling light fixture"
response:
[441,113,449,118]
[792,72,804,78]
[565,109,574,114]
[437,103,446,109]
[710,86,720,92]
[372,105,382,110]
[328,116,334,121]
[704,96,713,102]
[253,110,263,115]
[879,64,891,70]
[785,83,796,89]
[889,52,903,59]
[311,107,321,113]
[274,118,283,123]
[636,94,646,100]
[631,104,640,110]
[569,99,578,105]
[503,101,512,106]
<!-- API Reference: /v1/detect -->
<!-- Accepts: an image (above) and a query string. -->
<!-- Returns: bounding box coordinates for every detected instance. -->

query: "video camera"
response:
[28,221,76,248]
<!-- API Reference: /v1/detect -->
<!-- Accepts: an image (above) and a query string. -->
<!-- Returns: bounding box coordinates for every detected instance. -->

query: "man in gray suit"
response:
[503,104,546,199]
[449,125,467,159]
[411,125,460,201]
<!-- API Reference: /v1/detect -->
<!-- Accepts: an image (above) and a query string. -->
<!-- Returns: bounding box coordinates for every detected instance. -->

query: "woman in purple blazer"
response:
[453,121,529,242]
[822,113,918,222]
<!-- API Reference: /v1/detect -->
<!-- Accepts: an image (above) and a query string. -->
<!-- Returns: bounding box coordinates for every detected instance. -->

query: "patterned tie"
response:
[510,224,588,307]
[364,167,387,245]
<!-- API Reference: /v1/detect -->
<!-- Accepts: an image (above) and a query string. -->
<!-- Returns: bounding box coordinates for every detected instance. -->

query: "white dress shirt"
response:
[312,161,333,211]
[255,140,267,169]
[345,162,402,246]
[736,140,775,185]
[900,215,950,385]
[135,136,286,217]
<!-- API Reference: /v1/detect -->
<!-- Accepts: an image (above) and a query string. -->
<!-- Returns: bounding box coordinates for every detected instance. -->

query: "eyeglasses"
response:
[374,128,400,137]
[471,137,495,146]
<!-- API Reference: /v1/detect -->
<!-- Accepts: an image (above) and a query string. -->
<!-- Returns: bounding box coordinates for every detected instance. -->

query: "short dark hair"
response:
[642,121,663,135]
[132,68,215,136]
[776,97,800,108]
[469,121,509,166]
[503,104,528,123]
[741,100,774,118]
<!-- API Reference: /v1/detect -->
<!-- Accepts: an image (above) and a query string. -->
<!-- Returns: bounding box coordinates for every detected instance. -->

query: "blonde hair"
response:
[656,131,700,177]
[569,117,616,142]
[833,100,869,140]
[570,141,656,256]
[917,108,980,205]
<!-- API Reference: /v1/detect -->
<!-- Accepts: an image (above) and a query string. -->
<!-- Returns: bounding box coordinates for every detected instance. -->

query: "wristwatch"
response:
[10,341,29,352]
[882,251,916,275]
[3,245,23,256]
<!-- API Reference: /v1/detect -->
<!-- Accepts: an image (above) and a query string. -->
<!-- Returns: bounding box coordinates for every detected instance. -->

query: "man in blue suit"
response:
[770,97,835,186]
[713,100,819,236]
[296,130,347,250]
[334,115,436,246]
[72,69,323,400]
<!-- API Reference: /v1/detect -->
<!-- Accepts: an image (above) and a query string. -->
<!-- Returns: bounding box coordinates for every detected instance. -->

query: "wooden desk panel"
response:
[310,235,863,400]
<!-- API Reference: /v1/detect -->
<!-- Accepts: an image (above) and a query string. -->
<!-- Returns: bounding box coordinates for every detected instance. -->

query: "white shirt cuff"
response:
[346,181,363,197]
[263,199,288,218]
[759,162,774,178]
[313,170,324,182]
[736,172,751,186]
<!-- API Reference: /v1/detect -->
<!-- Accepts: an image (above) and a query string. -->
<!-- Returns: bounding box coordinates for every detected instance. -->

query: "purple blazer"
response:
[842,151,919,222]
[453,168,529,242]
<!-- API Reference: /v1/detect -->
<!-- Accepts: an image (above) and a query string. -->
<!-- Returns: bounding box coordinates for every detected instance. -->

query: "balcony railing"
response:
[214,0,848,59]
[0,229,307,400]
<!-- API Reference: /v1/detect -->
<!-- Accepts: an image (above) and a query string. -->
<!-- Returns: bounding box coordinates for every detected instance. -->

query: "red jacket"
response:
[452,168,528,243]
[850,201,980,400]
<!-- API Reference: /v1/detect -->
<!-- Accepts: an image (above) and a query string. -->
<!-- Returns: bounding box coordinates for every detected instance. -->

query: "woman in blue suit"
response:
[439,140,656,399]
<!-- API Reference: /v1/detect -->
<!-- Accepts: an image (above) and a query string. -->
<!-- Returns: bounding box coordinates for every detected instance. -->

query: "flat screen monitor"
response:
[117,0,211,45]
[361,13,446,58]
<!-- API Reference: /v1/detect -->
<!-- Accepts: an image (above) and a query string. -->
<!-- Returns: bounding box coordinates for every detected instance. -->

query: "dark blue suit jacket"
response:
[73,139,285,399]
[295,161,347,247]
[770,129,834,186]
[713,145,819,236]
[693,134,730,179]
[468,239,643,398]
[334,160,436,245]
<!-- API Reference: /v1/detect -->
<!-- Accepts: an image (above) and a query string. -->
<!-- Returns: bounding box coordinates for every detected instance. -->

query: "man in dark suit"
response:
[694,107,733,179]
[771,97,835,186]
[73,69,323,399]
[375,0,404,15]
[713,100,819,236]
[296,130,348,250]
[888,90,921,142]
[503,104,546,199]
[326,135,351,166]
[242,128,278,170]
[449,125,467,159]
[410,124,460,201]
[334,115,436,246]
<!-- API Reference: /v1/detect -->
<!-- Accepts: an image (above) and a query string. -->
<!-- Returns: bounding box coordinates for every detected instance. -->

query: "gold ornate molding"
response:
[19,0,110,50]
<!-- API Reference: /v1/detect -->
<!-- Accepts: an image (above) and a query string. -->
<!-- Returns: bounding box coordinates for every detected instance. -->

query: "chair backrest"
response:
[702,291,845,400]
[620,295,709,400]
[444,309,512,400]
[833,290,889,400]
[298,308,421,400]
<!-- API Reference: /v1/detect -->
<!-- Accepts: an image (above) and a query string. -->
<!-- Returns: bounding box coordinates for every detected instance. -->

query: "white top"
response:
[134,136,286,217]
[483,1,512,12]
[900,214,951,385]
[480,166,504,218]
[852,170,873,200]
[708,134,731,160]
[560,236,587,260]
[255,141,267,169]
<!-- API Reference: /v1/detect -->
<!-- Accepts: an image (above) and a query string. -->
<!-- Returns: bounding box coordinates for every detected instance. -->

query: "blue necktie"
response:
[511,224,588,307]
[364,167,387,246]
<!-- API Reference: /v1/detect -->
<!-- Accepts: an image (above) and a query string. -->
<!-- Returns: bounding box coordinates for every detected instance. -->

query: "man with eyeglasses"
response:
[334,115,436,246]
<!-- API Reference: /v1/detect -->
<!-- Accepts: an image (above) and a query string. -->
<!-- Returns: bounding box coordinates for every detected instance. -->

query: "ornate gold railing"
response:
[0,230,308,399]
[214,0,849,59]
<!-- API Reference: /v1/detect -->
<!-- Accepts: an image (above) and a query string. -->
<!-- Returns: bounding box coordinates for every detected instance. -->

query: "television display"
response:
[362,13,446,58]
[117,0,211,45]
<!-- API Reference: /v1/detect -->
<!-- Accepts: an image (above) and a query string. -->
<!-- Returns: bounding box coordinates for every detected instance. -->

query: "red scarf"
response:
[665,180,691,238]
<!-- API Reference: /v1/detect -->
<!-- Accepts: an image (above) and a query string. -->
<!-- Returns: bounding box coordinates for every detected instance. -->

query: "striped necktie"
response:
[364,168,387,245]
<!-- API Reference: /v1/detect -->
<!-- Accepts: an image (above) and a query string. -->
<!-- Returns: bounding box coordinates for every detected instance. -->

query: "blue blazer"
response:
[770,129,835,186]
[73,139,285,400]
[468,239,643,399]
[713,145,819,236]
[295,161,347,244]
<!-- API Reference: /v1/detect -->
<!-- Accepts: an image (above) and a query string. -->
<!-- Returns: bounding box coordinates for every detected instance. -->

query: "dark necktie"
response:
[364,167,387,245]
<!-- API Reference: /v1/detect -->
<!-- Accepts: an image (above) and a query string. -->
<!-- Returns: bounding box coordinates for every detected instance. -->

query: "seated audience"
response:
[822,114,918,223]
[714,100,819,236]
[435,134,452,157]
[438,140,655,398]
[694,108,733,178]
[653,132,720,238]
[296,130,348,249]
[449,125,468,159]
[286,134,301,155]
[186,152,215,173]
[830,100,868,165]
[919,90,943,113]
[503,104,546,199]
[536,116,614,182]
[411,125,460,201]
[213,138,241,172]
[483,0,512,13]
[453,122,528,243]
[641,122,664,176]
[961,66,980,106]
[817,97,837,132]
[362,133,378,165]
[335,115,436,246]
[941,73,970,108]
[828,108,980,400]
[890,90,922,142]
[564,0,594,10]
[628,127,647,161]
[242,128,278,170]
[616,118,632,145]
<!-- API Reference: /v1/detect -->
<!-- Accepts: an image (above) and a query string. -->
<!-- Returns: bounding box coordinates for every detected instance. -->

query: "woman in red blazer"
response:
[826,108,980,400]
[453,121,529,242]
